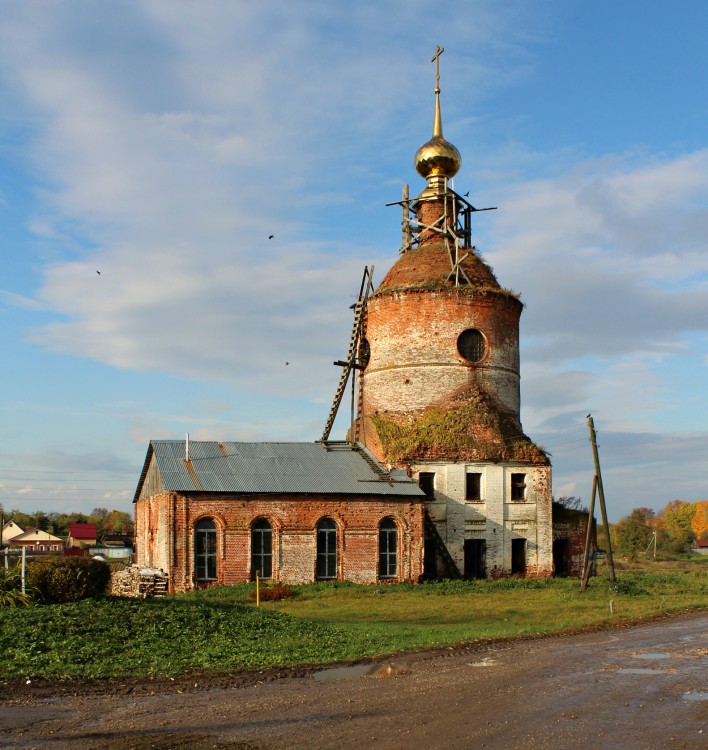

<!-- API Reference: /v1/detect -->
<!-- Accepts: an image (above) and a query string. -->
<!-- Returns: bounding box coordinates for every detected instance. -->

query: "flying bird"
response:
[268,234,274,239]
[463,191,469,197]
[285,362,290,366]
[96,270,101,275]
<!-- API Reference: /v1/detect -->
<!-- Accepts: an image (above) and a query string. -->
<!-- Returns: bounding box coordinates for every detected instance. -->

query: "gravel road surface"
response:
[1,611,705,749]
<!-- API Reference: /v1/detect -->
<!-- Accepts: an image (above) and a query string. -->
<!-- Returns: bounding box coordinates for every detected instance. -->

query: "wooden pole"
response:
[350,367,356,446]
[587,415,616,584]
[580,474,598,592]
[402,184,412,252]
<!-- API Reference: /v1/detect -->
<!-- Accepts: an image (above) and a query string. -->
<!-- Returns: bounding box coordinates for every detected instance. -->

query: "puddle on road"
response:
[618,668,667,675]
[682,692,708,702]
[313,661,409,681]
[313,663,379,681]
[468,658,496,668]
[632,653,671,660]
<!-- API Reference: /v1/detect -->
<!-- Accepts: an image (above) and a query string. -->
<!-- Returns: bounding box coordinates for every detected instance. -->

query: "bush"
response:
[612,576,649,597]
[0,567,33,607]
[250,582,294,602]
[27,557,110,603]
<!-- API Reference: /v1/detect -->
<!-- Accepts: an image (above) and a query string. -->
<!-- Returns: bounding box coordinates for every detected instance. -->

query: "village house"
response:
[1,520,25,546]
[6,528,63,554]
[67,522,98,548]
[135,51,591,591]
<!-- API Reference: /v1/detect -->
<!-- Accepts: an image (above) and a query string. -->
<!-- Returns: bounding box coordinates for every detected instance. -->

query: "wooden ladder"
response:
[320,266,374,442]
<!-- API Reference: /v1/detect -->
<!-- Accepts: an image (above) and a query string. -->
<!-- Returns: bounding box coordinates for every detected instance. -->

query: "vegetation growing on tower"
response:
[369,382,548,464]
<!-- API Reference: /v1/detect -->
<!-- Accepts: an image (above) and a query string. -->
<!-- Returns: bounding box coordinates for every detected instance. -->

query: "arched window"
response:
[251,519,273,580]
[195,518,217,582]
[316,518,338,580]
[379,518,398,579]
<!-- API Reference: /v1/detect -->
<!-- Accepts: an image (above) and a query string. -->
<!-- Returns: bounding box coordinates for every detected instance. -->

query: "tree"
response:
[6,510,37,531]
[633,507,655,523]
[663,500,696,552]
[34,511,51,531]
[555,496,587,512]
[103,510,133,534]
[614,509,654,559]
[691,501,708,540]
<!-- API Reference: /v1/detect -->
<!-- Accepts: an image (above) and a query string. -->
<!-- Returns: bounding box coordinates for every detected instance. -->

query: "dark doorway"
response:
[423,538,438,578]
[553,538,570,576]
[511,538,526,575]
[464,539,486,579]
[418,472,435,498]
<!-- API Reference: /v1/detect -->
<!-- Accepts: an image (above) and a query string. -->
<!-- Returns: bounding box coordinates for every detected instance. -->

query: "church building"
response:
[134,50,557,590]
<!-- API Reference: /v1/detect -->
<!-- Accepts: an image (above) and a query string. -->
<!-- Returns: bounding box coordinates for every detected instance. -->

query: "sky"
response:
[1,0,706,522]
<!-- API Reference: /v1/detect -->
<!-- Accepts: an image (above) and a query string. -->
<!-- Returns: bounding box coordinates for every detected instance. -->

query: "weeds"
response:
[0,568,32,608]
[0,562,704,683]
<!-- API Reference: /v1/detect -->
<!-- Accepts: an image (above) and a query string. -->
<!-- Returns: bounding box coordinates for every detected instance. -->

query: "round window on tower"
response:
[457,329,486,363]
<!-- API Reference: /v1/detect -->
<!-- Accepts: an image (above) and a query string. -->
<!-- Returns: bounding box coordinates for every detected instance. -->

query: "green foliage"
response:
[0,568,33,608]
[0,597,363,680]
[614,509,654,559]
[370,384,546,464]
[27,557,110,604]
[663,501,696,549]
[611,576,649,596]
[1,564,704,682]
[4,507,134,540]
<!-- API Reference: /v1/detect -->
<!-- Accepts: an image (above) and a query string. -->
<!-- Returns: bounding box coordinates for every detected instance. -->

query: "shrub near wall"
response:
[27,557,110,603]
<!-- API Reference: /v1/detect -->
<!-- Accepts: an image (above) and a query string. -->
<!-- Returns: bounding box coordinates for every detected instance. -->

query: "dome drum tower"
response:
[352,48,553,579]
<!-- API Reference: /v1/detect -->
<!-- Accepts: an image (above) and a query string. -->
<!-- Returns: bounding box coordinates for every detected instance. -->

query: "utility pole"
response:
[580,475,597,592]
[587,415,616,585]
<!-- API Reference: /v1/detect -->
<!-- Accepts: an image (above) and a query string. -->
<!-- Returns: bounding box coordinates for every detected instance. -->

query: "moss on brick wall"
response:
[369,383,548,465]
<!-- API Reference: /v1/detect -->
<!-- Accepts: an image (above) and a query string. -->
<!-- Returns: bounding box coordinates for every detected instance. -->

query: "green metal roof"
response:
[134,440,424,501]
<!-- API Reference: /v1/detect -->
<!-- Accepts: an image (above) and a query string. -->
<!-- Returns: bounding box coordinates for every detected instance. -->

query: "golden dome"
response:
[414,135,461,179]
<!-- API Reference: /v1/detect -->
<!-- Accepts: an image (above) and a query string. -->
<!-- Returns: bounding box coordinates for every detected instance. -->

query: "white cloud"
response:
[486,150,708,369]
[1,3,706,519]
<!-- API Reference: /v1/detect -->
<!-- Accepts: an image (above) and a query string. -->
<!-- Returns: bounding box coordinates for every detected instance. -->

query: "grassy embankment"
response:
[0,559,705,682]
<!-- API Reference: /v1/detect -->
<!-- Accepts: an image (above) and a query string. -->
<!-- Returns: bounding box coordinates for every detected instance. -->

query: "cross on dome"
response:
[414,45,461,181]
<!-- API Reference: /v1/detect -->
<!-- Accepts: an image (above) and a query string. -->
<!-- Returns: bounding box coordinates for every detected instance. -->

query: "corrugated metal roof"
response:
[134,441,425,501]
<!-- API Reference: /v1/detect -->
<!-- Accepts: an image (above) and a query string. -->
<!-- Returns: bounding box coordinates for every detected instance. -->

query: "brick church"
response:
[135,51,576,592]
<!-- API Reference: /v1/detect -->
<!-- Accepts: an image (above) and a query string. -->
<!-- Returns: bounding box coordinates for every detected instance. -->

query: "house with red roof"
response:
[8,528,63,554]
[691,539,708,556]
[67,523,98,548]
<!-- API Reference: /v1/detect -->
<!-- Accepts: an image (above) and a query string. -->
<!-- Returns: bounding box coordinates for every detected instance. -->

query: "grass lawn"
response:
[1,559,705,683]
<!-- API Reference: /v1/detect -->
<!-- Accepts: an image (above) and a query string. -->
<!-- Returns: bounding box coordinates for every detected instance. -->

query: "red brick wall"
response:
[135,493,425,592]
[552,507,595,577]
[362,289,521,421]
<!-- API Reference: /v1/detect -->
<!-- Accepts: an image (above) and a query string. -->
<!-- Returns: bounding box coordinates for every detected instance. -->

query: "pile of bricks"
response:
[108,565,169,598]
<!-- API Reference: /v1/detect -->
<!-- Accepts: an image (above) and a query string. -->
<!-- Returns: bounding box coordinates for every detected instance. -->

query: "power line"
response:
[0,468,134,476]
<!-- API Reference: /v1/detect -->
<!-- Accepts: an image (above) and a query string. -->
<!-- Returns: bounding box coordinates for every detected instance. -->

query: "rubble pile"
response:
[108,565,169,598]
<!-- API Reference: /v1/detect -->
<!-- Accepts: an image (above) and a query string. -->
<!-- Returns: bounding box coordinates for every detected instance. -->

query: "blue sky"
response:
[1,1,706,521]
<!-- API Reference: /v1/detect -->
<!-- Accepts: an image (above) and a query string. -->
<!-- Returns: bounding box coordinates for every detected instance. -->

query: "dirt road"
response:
[1,612,705,749]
